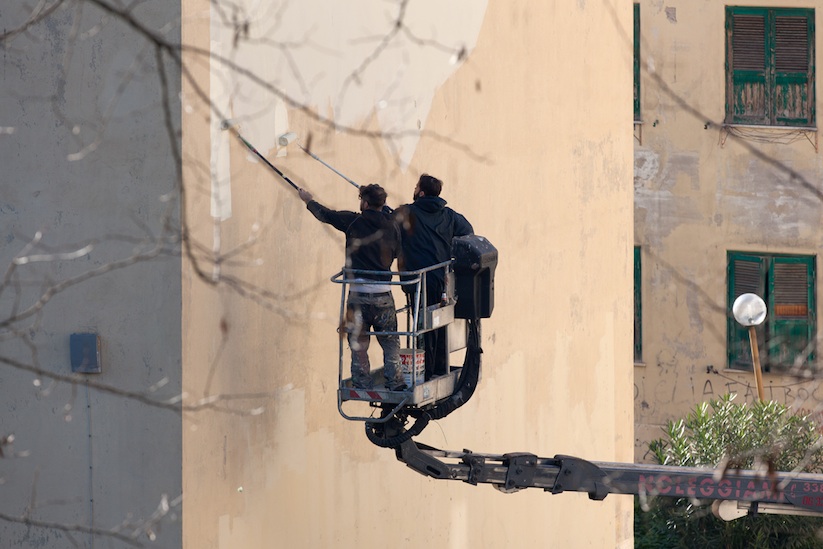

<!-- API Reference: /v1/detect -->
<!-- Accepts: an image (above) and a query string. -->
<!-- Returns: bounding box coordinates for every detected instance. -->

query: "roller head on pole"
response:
[278,132,297,146]
[219,119,237,131]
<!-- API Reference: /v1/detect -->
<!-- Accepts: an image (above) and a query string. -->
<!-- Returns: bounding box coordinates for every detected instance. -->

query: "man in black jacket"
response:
[393,174,474,379]
[299,184,406,391]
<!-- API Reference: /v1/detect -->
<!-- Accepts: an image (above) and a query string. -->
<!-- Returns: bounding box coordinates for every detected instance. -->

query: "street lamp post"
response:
[732,293,768,402]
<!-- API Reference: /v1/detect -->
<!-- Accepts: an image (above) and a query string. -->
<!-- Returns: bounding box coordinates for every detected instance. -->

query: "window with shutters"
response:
[634,4,641,122]
[725,7,815,127]
[634,246,642,362]
[727,252,816,372]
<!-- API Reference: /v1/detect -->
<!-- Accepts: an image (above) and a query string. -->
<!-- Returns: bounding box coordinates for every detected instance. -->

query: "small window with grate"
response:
[727,252,816,371]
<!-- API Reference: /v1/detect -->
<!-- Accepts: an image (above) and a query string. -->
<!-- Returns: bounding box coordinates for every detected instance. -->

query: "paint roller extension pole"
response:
[279,132,360,189]
[221,121,299,191]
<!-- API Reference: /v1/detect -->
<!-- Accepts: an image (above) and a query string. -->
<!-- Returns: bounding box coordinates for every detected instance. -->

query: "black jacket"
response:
[393,196,473,292]
[306,201,400,282]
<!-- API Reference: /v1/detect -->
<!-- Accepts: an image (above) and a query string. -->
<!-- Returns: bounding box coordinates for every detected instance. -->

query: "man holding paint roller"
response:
[298,184,408,392]
[393,174,474,380]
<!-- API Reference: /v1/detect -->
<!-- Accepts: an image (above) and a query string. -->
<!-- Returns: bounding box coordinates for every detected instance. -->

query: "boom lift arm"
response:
[336,234,823,517]
[394,438,823,515]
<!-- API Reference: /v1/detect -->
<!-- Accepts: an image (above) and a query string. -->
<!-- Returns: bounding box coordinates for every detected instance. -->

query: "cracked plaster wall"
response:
[634,0,823,462]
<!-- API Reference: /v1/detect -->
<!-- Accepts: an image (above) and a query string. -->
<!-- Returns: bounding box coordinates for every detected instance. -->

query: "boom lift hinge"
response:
[398,439,453,480]
[462,452,486,486]
[501,453,539,492]
[552,455,610,501]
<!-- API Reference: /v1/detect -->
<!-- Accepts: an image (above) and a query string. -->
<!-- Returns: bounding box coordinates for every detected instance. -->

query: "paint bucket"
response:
[400,349,425,386]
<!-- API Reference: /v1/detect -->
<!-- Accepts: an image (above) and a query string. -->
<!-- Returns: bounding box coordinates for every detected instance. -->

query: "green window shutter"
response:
[728,253,767,369]
[634,4,640,121]
[728,8,769,124]
[727,7,815,126]
[768,256,815,369]
[634,246,641,361]
[773,11,814,126]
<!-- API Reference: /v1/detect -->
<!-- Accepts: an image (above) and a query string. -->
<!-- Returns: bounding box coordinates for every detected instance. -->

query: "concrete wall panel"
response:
[1,2,183,546]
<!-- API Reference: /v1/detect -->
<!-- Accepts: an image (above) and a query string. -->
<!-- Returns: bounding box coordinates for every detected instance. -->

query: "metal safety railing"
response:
[330,260,455,422]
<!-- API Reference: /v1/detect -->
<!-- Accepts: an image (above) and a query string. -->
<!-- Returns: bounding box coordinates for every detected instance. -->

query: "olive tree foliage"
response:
[0,0,473,546]
[636,395,823,549]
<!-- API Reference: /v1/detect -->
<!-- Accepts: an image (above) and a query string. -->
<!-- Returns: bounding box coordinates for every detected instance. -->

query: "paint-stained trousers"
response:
[346,291,403,389]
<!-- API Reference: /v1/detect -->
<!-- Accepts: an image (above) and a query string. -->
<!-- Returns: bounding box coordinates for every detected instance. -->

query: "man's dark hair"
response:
[418,174,443,197]
[359,184,388,208]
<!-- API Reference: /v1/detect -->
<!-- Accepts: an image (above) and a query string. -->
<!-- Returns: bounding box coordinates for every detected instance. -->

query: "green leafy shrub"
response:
[636,394,823,548]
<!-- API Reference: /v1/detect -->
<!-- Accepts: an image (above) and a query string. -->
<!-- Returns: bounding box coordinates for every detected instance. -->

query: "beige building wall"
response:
[183,0,634,548]
[634,0,823,461]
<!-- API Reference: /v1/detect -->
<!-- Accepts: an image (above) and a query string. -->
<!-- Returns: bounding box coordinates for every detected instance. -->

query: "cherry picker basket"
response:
[331,260,467,423]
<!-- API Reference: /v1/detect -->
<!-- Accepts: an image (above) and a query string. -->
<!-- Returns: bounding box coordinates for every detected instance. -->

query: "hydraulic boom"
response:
[396,439,823,515]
